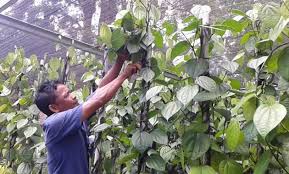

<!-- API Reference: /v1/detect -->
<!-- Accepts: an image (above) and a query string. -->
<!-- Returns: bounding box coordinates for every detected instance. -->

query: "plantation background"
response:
[0,0,277,58]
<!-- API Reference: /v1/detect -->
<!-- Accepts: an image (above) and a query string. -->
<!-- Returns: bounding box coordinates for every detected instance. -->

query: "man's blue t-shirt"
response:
[43,105,89,174]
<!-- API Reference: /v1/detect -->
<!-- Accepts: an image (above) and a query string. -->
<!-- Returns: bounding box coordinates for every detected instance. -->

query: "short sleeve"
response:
[43,105,83,145]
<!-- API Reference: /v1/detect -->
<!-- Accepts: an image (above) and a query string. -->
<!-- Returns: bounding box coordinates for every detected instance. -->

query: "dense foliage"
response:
[2,0,289,173]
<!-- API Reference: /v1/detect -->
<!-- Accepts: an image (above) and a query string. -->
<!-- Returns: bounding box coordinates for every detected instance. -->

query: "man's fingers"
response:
[134,63,142,70]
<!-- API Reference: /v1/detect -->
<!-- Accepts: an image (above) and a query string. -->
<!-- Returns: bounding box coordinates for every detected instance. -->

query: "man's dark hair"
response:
[35,80,62,116]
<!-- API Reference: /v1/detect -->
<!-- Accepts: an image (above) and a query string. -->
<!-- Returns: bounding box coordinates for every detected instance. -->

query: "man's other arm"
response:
[98,53,128,88]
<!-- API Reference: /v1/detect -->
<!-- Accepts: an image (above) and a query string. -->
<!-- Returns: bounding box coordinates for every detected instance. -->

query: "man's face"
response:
[53,84,79,112]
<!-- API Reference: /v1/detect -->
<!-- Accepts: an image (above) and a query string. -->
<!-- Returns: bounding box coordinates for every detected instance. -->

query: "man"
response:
[35,54,140,174]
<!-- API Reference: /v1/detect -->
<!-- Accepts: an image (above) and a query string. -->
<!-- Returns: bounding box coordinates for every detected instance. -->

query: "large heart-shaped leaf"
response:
[140,68,155,82]
[196,76,218,92]
[177,85,199,105]
[182,132,210,160]
[17,119,28,129]
[150,129,168,145]
[253,103,287,137]
[17,162,31,174]
[100,24,112,46]
[161,101,182,120]
[247,56,268,70]
[24,126,37,138]
[121,12,134,31]
[132,130,153,152]
[220,60,239,73]
[146,86,164,101]
[146,154,166,171]
[184,59,209,78]
[171,41,191,59]
[160,146,176,162]
[111,28,126,50]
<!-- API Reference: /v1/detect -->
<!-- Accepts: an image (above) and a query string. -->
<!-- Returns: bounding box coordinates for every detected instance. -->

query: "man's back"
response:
[43,105,89,174]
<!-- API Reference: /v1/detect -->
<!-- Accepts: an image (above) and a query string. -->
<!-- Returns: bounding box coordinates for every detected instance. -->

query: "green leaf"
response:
[226,120,243,151]
[222,19,243,32]
[49,58,60,71]
[140,68,155,82]
[146,154,166,171]
[108,49,117,63]
[219,160,243,174]
[127,42,140,54]
[254,103,287,137]
[269,17,289,41]
[243,121,258,143]
[150,5,161,22]
[6,123,15,133]
[100,24,112,46]
[160,146,176,162]
[92,123,110,133]
[24,126,37,138]
[266,49,280,73]
[220,61,239,73]
[240,31,255,45]
[0,85,11,97]
[177,85,199,105]
[189,166,217,174]
[182,132,210,160]
[162,21,176,36]
[146,86,163,101]
[68,47,76,60]
[278,47,289,81]
[161,101,182,120]
[150,129,168,145]
[171,41,191,59]
[81,71,95,83]
[184,59,209,78]
[48,70,59,80]
[232,93,256,115]
[152,30,163,48]
[182,17,200,31]
[133,5,146,19]
[243,97,257,121]
[132,130,153,152]
[256,39,273,51]
[247,56,268,70]
[193,91,220,102]
[122,12,134,31]
[17,162,31,174]
[111,28,126,50]
[117,151,139,165]
[253,151,271,174]
[229,79,241,90]
[196,76,218,92]
[17,119,28,129]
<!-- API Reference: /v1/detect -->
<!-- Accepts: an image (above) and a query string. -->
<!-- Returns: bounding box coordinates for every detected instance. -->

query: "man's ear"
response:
[49,104,60,113]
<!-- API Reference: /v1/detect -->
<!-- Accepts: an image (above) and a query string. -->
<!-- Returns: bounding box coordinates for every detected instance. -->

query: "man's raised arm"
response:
[81,63,140,121]
[98,53,128,88]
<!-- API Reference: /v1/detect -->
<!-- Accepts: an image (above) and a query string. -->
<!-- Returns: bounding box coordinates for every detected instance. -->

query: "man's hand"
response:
[121,63,141,79]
